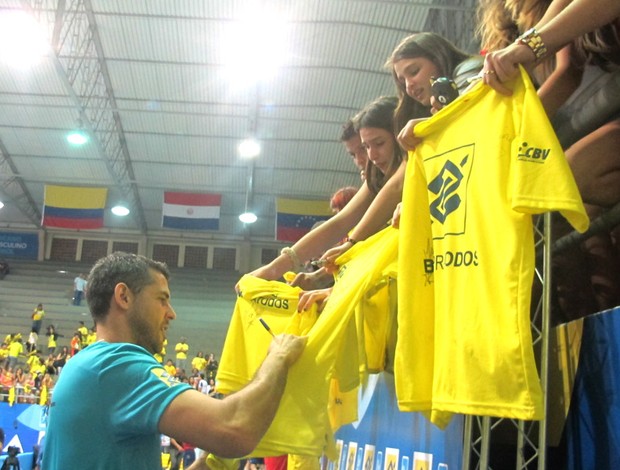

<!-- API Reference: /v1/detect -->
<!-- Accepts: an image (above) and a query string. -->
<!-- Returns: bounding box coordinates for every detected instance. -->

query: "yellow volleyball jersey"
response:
[356,275,397,374]
[396,67,589,425]
[327,376,359,432]
[218,227,398,458]
[216,277,318,393]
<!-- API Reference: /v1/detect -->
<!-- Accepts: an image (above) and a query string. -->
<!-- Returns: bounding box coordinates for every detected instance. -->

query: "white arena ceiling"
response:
[0,0,478,244]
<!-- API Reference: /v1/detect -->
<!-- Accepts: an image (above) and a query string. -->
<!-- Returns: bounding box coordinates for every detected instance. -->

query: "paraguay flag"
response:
[276,197,332,242]
[162,191,221,230]
[42,185,107,229]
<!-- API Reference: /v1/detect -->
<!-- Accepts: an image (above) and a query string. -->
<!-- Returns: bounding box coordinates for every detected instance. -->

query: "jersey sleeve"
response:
[510,67,589,232]
[100,345,192,439]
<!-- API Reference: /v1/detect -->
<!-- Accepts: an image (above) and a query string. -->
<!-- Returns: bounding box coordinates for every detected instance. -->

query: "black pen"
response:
[259,318,275,337]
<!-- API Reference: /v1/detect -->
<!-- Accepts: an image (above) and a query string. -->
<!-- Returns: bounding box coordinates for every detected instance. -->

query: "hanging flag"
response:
[42,185,107,229]
[276,197,332,242]
[162,191,221,230]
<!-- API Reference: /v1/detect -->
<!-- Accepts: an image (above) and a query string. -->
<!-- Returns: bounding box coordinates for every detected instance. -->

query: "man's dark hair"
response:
[339,118,357,142]
[87,252,170,322]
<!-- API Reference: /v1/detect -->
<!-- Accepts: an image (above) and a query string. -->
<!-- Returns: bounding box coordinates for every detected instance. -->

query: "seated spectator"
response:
[23,370,38,403]
[196,374,209,394]
[164,359,176,377]
[39,372,54,405]
[70,333,82,356]
[52,346,69,375]
[0,366,15,394]
[44,354,57,376]
[14,367,26,402]
[0,342,8,366]
[207,378,217,397]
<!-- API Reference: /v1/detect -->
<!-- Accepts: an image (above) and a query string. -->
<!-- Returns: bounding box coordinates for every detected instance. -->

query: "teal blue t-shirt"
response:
[42,341,192,470]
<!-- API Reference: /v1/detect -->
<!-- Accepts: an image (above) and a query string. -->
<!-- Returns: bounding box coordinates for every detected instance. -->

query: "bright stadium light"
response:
[238,138,261,158]
[239,212,257,224]
[0,10,48,68]
[66,129,89,145]
[111,205,130,216]
[222,7,290,86]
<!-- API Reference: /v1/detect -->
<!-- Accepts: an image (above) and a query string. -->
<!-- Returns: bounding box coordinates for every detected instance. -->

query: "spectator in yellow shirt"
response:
[164,359,176,377]
[175,337,189,372]
[77,321,89,345]
[8,334,23,369]
[31,303,45,334]
[191,351,207,374]
[85,327,97,347]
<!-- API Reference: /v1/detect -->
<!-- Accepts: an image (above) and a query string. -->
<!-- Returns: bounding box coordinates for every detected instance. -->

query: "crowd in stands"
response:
[0,304,221,409]
[159,347,222,469]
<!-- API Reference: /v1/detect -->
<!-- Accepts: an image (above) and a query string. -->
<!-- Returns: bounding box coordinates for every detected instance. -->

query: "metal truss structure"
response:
[19,0,147,232]
[462,214,552,470]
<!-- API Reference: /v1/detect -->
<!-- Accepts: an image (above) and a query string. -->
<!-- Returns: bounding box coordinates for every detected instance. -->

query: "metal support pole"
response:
[462,414,473,470]
[537,212,552,470]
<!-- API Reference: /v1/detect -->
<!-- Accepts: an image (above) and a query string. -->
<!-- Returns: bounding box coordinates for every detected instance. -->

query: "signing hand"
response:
[269,333,308,366]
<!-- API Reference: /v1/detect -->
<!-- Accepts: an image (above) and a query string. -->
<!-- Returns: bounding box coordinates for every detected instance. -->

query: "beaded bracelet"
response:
[281,247,302,272]
[515,28,548,62]
[345,236,358,245]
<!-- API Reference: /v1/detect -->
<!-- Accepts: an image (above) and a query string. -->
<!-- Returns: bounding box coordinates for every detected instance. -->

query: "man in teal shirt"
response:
[42,252,306,470]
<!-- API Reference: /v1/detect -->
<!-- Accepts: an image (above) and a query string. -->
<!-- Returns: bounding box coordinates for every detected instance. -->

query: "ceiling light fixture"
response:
[0,201,4,210]
[111,205,130,216]
[0,11,48,68]
[238,138,261,158]
[223,8,289,85]
[239,211,257,224]
[66,118,89,146]
[66,129,88,145]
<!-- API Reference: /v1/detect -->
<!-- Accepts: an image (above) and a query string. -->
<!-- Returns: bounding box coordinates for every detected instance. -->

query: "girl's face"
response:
[393,57,441,106]
[359,127,395,174]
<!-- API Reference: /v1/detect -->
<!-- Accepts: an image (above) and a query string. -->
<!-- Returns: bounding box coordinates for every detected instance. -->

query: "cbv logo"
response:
[517,142,550,162]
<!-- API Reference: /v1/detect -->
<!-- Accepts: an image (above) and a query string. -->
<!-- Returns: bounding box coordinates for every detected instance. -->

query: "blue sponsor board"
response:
[0,232,38,259]
[334,373,463,470]
[0,402,46,453]
[565,307,620,470]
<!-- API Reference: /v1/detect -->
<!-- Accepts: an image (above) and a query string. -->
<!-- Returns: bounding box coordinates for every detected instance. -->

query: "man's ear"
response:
[113,283,131,308]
